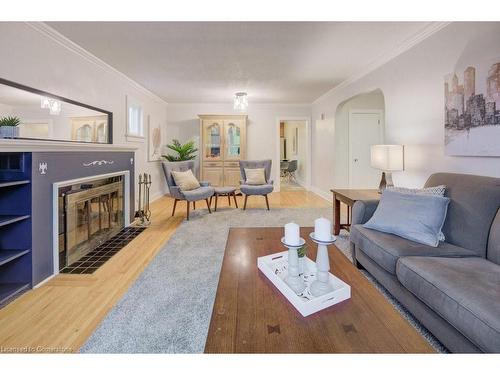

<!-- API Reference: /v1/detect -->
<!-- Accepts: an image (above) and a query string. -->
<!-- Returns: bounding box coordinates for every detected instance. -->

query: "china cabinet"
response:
[199,114,247,187]
[71,115,108,143]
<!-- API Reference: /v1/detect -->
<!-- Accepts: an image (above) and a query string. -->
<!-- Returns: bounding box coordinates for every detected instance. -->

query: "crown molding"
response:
[25,22,168,105]
[313,22,452,104]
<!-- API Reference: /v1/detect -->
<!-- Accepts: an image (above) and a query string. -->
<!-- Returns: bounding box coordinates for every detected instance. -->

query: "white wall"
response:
[311,22,500,197]
[166,103,311,188]
[0,22,169,203]
[333,90,385,188]
[283,120,307,185]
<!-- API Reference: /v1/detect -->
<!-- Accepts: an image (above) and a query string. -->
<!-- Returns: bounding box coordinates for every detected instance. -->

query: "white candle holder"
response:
[309,232,337,297]
[281,237,306,294]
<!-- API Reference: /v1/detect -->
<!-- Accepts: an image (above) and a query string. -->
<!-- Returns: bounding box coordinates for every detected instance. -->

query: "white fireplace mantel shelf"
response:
[0,139,138,152]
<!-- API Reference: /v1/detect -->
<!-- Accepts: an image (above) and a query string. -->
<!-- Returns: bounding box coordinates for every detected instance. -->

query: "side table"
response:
[330,189,380,235]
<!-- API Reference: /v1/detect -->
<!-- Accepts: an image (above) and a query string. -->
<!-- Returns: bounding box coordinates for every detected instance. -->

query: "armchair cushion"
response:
[171,169,200,191]
[182,186,215,202]
[240,184,274,196]
[244,168,267,185]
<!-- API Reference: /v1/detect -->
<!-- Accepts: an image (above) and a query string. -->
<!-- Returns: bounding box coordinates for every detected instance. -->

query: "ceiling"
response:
[47,22,431,104]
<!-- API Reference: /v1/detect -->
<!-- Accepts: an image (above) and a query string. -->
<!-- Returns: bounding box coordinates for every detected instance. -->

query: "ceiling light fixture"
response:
[40,96,51,109]
[41,96,62,115]
[233,92,248,112]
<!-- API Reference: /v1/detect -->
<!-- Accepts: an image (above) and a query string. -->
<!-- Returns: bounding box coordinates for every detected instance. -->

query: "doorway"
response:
[275,117,310,192]
[348,110,383,188]
[333,89,385,189]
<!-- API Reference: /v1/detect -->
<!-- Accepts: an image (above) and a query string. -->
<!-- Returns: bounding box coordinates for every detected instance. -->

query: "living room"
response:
[1,1,500,373]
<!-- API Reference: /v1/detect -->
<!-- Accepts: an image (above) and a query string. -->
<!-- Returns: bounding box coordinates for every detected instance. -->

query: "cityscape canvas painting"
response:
[445,61,500,156]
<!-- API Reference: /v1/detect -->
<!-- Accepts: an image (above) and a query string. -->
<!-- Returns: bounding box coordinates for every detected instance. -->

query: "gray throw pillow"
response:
[387,185,447,241]
[363,190,450,247]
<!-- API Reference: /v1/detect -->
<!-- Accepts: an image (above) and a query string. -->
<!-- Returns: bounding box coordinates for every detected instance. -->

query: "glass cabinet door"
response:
[203,121,222,160]
[224,121,243,160]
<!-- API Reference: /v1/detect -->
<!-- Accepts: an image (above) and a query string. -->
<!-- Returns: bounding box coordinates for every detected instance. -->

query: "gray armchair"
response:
[239,159,274,210]
[161,160,214,220]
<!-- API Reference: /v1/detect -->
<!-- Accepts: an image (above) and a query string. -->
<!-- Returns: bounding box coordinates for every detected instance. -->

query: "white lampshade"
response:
[370,145,404,171]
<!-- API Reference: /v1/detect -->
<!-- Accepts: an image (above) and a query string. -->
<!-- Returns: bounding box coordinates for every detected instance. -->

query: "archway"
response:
[333,89,385,188]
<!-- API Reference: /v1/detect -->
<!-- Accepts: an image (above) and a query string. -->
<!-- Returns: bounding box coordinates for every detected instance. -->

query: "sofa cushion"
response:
[396,256,500,353]
[388,184,446,196]
[425,173,500,257]
[363,190,450,247]
[350,224,477,275]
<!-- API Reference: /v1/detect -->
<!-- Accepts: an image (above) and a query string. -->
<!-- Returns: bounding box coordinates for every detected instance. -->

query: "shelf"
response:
[0,249,30,267]
[0,215,30,227]
[0,180,30,188]
[0,139,138,152]
[0,283,30,305]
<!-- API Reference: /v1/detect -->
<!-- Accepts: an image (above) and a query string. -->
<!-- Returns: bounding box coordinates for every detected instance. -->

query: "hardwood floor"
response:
[0,190,329,353]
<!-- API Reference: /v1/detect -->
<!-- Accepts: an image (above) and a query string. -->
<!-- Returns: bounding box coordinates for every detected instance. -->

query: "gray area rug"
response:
[81,207,447,353]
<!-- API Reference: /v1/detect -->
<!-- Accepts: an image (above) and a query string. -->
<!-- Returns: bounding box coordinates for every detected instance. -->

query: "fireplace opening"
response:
[58,176,125,271]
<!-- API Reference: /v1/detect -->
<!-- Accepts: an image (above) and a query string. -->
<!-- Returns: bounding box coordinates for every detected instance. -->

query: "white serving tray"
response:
[257,251,351,317]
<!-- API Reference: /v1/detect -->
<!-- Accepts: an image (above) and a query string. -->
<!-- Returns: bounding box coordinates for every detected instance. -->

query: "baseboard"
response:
[149,190,167,203]
[295,178,306,188]
[34,274,55,288]
[309,186,333,202]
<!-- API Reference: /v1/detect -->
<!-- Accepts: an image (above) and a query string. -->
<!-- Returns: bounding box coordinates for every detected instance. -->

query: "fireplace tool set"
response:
[136,173,152,226]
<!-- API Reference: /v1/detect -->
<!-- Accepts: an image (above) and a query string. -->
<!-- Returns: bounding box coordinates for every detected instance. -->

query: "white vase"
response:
[0,126,19,139]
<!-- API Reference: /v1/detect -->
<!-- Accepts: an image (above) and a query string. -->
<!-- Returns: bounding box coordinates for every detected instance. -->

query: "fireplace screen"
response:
[59,177,124,269]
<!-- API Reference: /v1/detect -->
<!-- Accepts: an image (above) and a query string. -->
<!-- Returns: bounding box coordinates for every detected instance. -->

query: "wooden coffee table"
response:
[204,227,434,353]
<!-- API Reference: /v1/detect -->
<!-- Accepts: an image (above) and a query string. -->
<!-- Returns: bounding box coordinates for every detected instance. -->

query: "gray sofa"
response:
[349,173,500,353]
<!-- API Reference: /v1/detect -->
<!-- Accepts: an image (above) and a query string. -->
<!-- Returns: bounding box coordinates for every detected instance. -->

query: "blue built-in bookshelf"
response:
[0,153,32,305]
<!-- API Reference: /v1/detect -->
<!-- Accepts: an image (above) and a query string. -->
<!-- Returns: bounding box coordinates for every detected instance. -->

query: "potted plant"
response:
[0,116,21,139]
[162,139,198,161]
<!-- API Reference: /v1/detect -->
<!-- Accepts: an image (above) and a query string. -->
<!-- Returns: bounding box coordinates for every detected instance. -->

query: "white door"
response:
[348,111,383,188]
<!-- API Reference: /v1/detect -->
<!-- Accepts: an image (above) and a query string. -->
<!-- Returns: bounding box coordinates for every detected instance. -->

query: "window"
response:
[126,96,144,139]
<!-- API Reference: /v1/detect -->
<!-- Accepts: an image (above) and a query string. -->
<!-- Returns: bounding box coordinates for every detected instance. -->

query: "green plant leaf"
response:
[162,139,198,161]
[0,116,21,127]
[297,245,307,258]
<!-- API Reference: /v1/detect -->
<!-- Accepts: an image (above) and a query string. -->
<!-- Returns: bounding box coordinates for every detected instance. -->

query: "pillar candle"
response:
[314,217,331,241]
[284,222,300,246]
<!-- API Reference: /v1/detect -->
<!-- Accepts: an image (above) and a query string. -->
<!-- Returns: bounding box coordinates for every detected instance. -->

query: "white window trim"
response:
[125,133,146,142]
[126,95,145,142]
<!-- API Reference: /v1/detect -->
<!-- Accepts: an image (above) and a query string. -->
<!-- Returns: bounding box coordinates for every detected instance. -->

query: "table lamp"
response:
[370,144,404,193]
